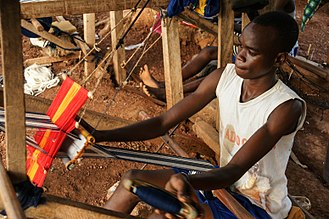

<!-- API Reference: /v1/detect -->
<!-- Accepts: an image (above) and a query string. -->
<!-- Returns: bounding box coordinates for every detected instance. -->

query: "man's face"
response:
[235,23,280,79]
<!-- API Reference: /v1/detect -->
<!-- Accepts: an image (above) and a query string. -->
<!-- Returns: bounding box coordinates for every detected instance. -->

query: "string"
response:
[122,15,162,69]
[67,9,135,76]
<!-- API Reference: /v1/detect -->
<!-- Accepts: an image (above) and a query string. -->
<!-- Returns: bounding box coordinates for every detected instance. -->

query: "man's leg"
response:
[182,46,218,81]
[103,169,175,213]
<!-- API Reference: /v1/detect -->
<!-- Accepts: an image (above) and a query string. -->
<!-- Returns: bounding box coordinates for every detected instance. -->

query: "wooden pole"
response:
[21,19,78,50]
[0,159,26,218]
[289,56,329,82]
[216,0,234,131]
[241,13,250,31]
[218,0,234,68]
[161,17,183,109]
[83,13,96,76]
[324,141,329,184]
[20,0,170,19]
[0,0,27,183]
[110,11,126,85]
[213,190,254,219]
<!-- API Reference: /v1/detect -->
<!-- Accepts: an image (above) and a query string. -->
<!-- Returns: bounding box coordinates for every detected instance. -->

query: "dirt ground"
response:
[1,0,329,218]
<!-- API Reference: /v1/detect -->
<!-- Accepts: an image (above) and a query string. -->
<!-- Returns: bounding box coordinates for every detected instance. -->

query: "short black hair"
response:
[252,11,299,53]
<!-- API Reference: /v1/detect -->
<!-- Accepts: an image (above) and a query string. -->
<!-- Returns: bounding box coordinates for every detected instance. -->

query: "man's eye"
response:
[249,50,257,56]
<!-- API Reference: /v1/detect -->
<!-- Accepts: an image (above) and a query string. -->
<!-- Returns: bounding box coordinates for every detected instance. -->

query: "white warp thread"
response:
[24,63,60,96]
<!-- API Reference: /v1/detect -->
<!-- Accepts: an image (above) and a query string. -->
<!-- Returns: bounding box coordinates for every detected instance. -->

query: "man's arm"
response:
[183,99,304,190]
[93,68,223,143]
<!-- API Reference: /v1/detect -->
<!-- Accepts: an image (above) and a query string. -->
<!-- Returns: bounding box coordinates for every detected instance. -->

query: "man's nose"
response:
[236,48,246,62]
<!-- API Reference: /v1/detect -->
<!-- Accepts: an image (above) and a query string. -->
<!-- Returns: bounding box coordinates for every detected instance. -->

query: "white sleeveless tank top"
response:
[216,64,306,218]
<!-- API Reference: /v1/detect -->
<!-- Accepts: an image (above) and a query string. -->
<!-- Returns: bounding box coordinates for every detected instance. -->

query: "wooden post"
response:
[0,0,27,183]
[110,11,126,85]
[324,141,329,184]
[241,13,250,31]
[83,13,96,76]
[218,0,234,67]
[161,17,183,109]
[217,0,234,130]
[0,159,26,218]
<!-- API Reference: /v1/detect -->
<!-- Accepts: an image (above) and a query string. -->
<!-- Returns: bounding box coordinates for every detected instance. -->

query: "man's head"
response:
[252,11,299,54]
[235,11,299,79]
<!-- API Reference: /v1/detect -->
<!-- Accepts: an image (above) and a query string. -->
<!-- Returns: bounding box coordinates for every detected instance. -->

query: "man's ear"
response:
[275,53,287,67]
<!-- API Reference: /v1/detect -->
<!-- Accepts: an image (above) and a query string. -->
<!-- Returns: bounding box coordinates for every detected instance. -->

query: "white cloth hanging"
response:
[24,63,60,96]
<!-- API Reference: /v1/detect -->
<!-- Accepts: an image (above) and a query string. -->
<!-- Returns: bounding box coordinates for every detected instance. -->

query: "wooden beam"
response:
[241,13,250,31]
[110,11,126,85]
[0,159,25,219]
[161,17,183,109]
[192,119,220,156]
[213,190,254,219]
[83,13,96,76]
[21,19,78,50]
[25,195,135,219]
[0,0,27,183]
[289,56,329,82]
[24,53,80,67]
[176,10,240,46]
[20,0,170,19]
[217,0,234,131]
[177,10,218,35]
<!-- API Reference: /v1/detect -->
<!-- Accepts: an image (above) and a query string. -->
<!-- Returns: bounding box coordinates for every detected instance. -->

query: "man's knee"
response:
[122,169,141,181]
[200,46,218,60]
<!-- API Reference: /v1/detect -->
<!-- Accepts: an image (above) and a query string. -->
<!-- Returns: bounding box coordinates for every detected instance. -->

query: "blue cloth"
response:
[166,0,220,19]
[173,168,271,219]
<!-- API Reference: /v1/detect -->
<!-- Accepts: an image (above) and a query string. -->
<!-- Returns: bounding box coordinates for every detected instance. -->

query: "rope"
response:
[122,15,162,69]
[75,1,154,134]
[67,10,135,76]
[24,64,60,96]
[115,0,152,50]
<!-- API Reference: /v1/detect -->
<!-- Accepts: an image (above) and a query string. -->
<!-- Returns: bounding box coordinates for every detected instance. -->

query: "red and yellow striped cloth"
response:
[26,77,89,187]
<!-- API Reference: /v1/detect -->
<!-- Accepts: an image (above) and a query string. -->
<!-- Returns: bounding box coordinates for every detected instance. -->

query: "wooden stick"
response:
[21,19,78,50]
[177,9,218,35]
[20,0,170,19]
[138,111,189,158]
[24,53,80,67]
[213,189,254,219]
[288,56,329,82]
[122,86,166,106]
[0,159,26,219]
[30,18,44,31]
[176,10,240,46]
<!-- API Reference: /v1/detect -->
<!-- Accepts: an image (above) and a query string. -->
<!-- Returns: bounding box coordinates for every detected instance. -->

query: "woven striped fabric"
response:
[26,77,89,187]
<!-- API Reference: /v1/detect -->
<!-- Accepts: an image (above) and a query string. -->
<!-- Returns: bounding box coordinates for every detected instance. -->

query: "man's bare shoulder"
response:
[267,99,304,135]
